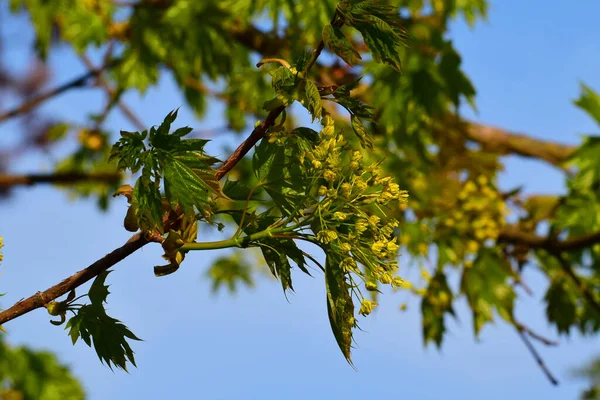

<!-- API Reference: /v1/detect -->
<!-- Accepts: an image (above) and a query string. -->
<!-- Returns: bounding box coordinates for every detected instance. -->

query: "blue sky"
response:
[1,1,600,399]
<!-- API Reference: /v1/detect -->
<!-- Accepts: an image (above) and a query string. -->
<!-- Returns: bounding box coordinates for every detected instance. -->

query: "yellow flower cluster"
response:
[442,175,507,254]
[0,237,3,264]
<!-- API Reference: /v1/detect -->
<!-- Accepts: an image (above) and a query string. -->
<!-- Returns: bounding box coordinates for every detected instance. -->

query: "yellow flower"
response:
[365,281,378,291]
[466,240,479,254]
[340,243,352,252]
[355,179,368,191]
[368,215,380,226]
[371,241,386,254]
[352,150,362,161]
[386,240,399,253]
[318,185,328,196]
[349,161,360,170]
[333,211,347,221]
[359,299,379,316]
[323,169,336,182]
[321,124,335,137]
[477,175,489,186]
[379,274,392,284]
[355,220,368,234]
[317,230,338,244]
[312,160,322,169]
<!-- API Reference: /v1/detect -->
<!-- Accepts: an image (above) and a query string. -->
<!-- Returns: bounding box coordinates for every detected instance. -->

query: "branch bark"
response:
[499,225,600,252]
[446,117,576,168]
[0,172,121,188]
[0,232,161,326]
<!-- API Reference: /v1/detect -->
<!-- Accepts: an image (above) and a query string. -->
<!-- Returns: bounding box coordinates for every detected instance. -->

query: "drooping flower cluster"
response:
[441,175,507,261]
[300,114,408,315]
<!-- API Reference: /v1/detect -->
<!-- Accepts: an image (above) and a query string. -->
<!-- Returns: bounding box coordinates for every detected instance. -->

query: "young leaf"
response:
[163,156,212,214]
[303,79,323,122]
[260,243,294,292]
[351,115,374,150]
[325,255,355,363]
[574,84,600,127]
[132,178,164,233]
[322,24,362,66]
[65,271,141,371]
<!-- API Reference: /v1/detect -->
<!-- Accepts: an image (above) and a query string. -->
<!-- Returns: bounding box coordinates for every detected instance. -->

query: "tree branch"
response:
[447,117,576,168]
[0,61,117,124]
[215,105,286,180]
[499,225,600,252]
[0,232,161,326]
[0,172,122,189]
[499,225,600,314]
[515,325,559,385]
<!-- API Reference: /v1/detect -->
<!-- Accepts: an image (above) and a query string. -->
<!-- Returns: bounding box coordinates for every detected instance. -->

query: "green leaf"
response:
[545,276,578,335]
[222,180,262,201]
[566,136,600,194]
[65,272,141,371]
[421,271,455,347]
[460,249,515,336]
[351,115,373,150]
[339,1,406,72]
[303,79,323,121]
[322,24,362,66]
[88,270,111,306]
[132,178,164,233]
[163,156,212,214]
[260,243,294,292]
[325,255,355,363]
[575,84,600,127]
[207,255,254,294]
[269,66,297,95]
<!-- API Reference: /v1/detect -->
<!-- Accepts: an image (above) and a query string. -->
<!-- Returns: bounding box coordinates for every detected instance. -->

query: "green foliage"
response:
[421,271,455,347]
[460,249,515,335]
[0,336,85,400]
[65,271,141,371]
[207,255,255,294]
[110,110,221,232]
[336,0,407,71]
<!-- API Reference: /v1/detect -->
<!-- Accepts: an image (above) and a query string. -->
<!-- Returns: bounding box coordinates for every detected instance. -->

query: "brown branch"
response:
[499,225,600,252]
[0,172,122,189]
[448,118,576,168]
[0,61,117,124]
[216,106,286,180]
[0,232,161,326]
[515,326,559,385]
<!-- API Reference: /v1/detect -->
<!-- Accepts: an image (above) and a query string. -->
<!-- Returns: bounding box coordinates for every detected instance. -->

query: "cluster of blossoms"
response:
[441,175,507,261]
[301,114,409,316]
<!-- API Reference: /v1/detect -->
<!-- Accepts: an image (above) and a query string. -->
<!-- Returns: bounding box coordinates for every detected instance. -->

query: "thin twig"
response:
[0,232,162,326]
[0,172,122,189]
[215,105,285,180]
[515,321,559,347]
[515,326,559,385]
[0,61,118,124]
